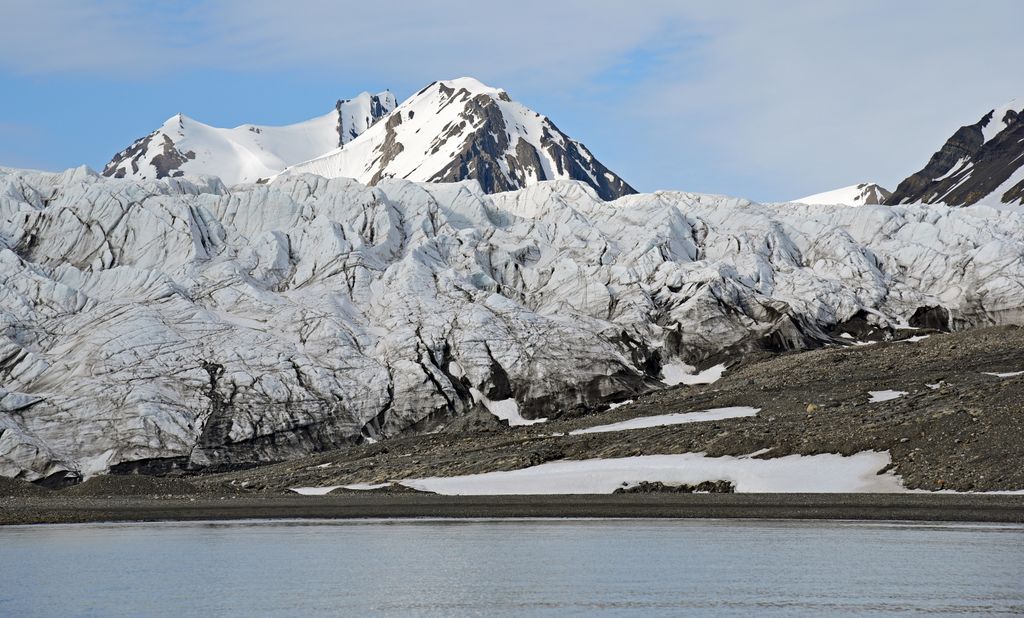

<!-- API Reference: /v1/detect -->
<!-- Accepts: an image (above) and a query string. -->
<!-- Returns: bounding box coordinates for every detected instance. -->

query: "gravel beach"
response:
[3,490,1022,526]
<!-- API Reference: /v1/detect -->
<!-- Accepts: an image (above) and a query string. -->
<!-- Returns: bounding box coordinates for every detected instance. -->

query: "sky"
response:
[0,0,1021,202]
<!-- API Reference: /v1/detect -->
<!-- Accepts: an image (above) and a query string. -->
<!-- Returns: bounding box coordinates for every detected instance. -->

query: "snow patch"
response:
[290,482,391,495]
[661,363,726,386]
[470,388,545,426]
[398,451,903,494]
[290,486,343,496]
[341,482,392,491]
[982,371,1024,378]
[868,390,908,403]
[570,406,759,435]
[900,335,931,343]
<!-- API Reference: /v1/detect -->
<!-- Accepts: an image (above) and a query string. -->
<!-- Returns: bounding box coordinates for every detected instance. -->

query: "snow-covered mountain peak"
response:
[430,76,507,97]
[281,77,636,200]
[159,112,198,136]
[793,182,892,206]
[102,91,396,185]
[102,78,633,199]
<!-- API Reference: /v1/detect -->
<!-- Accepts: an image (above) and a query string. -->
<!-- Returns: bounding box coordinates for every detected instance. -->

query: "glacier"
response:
[2,165,1024,483]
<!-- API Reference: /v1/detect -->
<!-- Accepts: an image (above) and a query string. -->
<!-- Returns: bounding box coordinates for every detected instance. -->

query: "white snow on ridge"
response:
[982,371,1024,378]
[792,182,892,206]
[570,406,759,435]
[981,99,1020,144]
[398,452,904,494]
[105,92,396,185]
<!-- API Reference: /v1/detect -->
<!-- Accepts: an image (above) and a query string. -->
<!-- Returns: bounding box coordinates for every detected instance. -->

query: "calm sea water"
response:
[1,519,1021,616]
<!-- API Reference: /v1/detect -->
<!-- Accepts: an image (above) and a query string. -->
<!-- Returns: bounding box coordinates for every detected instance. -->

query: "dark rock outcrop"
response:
[613,480,736,494]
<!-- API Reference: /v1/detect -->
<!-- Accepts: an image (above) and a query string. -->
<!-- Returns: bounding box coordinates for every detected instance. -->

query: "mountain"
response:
[101,92,397,185]
[886,99,1024,206]
[793,182,892,206]
[102,78,636,201]
[280,78,636,201]
[4,167,1024,483]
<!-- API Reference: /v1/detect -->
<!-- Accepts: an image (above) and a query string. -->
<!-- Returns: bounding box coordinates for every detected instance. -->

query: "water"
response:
[1,519,1021,616]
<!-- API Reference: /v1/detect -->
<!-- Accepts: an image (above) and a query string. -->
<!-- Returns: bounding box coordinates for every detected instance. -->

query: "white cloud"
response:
[0,1,688,84]
[646,1,1024,199]
[2,0,1021,200]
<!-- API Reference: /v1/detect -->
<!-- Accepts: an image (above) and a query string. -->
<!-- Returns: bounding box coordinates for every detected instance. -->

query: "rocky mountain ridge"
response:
[885,99,1023,206]
[281,78,636,201]
[793,100,1023,207]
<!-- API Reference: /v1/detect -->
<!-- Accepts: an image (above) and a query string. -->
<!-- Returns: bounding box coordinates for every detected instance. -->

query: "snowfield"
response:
[3,166,1024,481]
[103,92,396,185]
[397,451,905,494]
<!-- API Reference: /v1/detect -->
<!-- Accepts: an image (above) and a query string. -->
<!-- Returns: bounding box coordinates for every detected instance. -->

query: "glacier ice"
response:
[2,165,1024,482]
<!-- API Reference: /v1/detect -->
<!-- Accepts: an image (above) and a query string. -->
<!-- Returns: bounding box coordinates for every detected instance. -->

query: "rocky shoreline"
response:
[2,490,1022,526]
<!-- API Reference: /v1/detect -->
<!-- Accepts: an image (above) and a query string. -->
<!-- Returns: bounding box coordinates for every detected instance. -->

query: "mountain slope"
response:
[281,78,636,201]
[4,168,1024,482]
[793,182,892,206]
[102,92,396,185]
[886,99,1024,206]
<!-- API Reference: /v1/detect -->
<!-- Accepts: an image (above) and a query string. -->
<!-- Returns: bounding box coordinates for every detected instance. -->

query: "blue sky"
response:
[1,1,1021,201]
